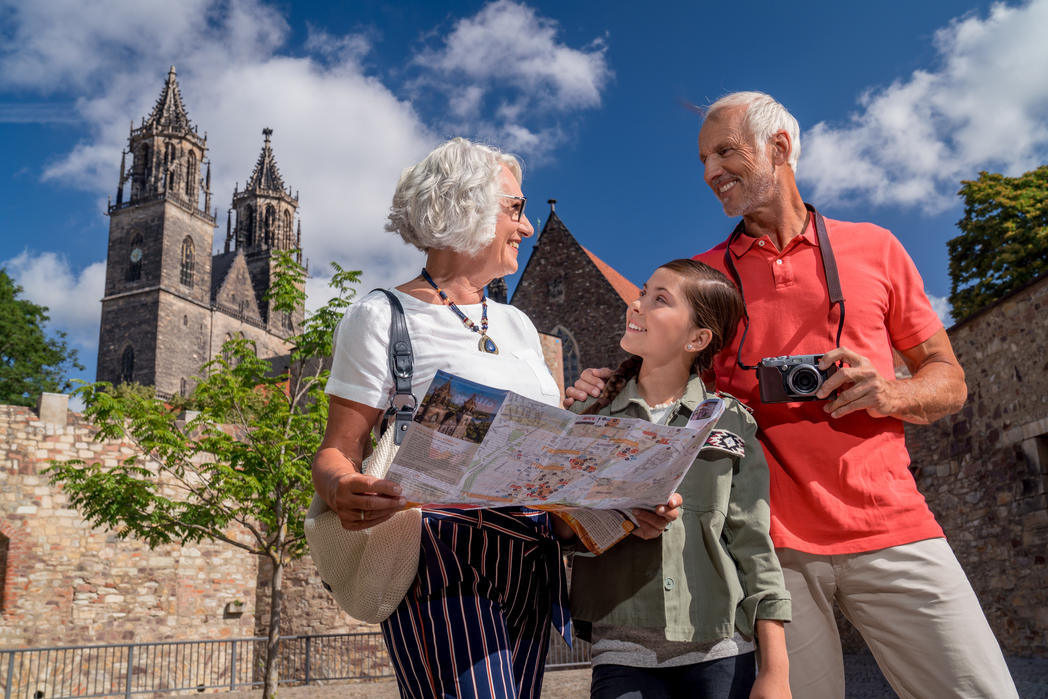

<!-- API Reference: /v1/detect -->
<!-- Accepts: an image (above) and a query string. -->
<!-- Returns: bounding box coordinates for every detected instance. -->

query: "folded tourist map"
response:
[384,370,726,553]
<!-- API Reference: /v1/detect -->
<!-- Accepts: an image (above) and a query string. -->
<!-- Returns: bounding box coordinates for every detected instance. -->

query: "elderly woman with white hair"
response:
[312,137,572,698]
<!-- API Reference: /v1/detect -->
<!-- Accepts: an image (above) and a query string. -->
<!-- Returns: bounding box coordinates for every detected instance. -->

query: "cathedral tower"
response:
[222,128,303,337]
[97,66,216,396]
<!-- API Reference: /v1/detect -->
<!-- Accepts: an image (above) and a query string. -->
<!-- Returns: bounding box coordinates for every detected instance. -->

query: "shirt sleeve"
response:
[884,231,943,351]
[721,402,792,635]
[324,293,394,410]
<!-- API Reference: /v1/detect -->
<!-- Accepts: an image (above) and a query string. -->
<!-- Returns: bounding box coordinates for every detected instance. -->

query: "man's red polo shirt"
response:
[696,215,946,554]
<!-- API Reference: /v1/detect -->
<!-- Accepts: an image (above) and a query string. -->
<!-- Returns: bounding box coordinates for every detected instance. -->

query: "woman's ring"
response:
[359,509,365,521]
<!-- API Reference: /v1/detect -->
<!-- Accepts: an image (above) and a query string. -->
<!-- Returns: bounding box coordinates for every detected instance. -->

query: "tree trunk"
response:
[261,556,284,699]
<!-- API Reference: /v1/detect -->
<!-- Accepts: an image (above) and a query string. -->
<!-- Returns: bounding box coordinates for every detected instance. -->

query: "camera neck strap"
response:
[722,203,846,371]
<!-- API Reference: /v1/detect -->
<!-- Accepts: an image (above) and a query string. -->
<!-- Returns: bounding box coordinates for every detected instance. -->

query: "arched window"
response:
[127,233,143,282]
[283,210,293,248]
[132,144,150,195]
[552,325,581,388]
[120,345,135,384]
[264,205,276,246]
[180,377,187,396]
[185,151,197,198]
[180,237,194,287]
[243,205,255,247]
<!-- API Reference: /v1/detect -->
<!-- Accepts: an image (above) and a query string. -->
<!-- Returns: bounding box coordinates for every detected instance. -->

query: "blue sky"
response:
[2,0,1047,389]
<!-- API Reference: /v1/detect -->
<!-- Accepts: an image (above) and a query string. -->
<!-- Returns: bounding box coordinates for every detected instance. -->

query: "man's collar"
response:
[728,214,818,258]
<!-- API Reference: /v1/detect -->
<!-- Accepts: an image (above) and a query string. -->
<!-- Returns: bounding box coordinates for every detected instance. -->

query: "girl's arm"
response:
[751,619,790,699]
[721,404,792,640]
[312,395,406,531]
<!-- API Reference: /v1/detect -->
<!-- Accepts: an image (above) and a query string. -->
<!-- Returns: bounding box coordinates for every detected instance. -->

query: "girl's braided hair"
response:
[582,259,743,415]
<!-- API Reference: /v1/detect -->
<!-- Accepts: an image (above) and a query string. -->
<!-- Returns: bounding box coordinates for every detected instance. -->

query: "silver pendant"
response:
[478,334,499,354]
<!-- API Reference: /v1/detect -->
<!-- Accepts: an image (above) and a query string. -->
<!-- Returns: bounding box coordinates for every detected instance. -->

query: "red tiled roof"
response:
[581,246,639,305]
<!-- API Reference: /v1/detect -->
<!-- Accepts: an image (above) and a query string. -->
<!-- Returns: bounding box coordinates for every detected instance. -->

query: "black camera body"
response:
[757,354,837,403]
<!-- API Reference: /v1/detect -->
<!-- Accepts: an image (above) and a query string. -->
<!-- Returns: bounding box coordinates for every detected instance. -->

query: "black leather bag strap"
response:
[722,203,846,369]
[371,289,416,445]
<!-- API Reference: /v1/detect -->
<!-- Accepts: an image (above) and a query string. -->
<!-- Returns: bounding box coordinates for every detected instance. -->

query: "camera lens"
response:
[786,365,822,396]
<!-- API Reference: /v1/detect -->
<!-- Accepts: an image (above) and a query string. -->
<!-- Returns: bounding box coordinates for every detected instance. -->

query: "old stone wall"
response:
[0,402,260,649]
[904,275,1048,658]
[0,396,367,659]
[837,275,1048,658]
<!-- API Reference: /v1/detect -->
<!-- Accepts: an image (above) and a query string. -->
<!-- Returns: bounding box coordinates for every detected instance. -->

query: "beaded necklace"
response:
[420,268,499,354]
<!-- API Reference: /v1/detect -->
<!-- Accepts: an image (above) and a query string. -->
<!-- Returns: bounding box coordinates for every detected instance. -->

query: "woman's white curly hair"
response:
[385,137,522,255]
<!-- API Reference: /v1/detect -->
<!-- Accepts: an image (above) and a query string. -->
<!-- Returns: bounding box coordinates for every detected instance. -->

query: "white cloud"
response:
[3,251,105,350]
[410,0,611,160]
[2,0,608,361]
[927,294,955,328]
[800,0,1048,213]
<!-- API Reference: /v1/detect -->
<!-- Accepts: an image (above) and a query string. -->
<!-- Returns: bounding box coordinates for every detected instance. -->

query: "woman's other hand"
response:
[313,396,407,531]
[630,492,683,539]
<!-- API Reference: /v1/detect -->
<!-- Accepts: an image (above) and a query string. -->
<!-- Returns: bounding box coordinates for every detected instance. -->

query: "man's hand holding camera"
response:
[815,346,898,419]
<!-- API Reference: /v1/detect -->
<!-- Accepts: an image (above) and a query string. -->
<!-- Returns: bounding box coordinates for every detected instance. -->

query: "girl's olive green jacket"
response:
[570,375,791,643]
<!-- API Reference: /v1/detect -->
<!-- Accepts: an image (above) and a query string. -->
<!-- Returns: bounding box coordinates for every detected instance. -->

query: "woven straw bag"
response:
[305,426,421,623]
[306,288,421,624]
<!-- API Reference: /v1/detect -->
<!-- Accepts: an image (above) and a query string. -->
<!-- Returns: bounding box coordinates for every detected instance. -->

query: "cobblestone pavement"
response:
[216,654,1048,698]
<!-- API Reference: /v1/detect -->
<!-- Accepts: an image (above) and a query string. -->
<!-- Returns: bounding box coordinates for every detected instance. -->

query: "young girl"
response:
[569,259,792,699]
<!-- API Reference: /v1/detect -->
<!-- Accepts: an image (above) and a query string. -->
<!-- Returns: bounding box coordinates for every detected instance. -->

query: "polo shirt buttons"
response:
[664,577,675,591]
[775,259,783,265]
[758,240,765,247]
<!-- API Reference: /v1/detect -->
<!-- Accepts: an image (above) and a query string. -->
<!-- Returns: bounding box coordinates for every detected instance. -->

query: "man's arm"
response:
[816,329,966,424]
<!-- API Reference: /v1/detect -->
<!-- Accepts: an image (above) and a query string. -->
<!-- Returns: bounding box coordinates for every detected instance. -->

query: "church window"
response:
[283,210,293,248]
[548,277,564,303]
[127,234,143,282]
[282,312,293,331]
[180,237,195,287]
[132,144,150,195]
[185,151,197,199]
[243,205,255,247]
[183,314,188,326]
[180,378,187,396]
[0,531,8,611]
[120,346,135,383]
[264,205,276,246]
[552,325,581,388]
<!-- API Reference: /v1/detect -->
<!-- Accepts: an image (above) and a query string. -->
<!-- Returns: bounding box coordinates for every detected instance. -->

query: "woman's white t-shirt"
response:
[326,289,561,410]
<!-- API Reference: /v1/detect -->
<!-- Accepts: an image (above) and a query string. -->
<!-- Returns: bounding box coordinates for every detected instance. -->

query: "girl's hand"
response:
[630,492,683,539]
[750,670,791,699]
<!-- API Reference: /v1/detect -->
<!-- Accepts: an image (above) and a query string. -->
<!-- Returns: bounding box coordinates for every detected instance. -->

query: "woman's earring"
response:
[686,344,694,351]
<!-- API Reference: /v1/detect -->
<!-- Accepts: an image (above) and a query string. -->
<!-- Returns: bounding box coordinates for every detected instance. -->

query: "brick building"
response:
[511,201,639,388]
[97,67,303,397]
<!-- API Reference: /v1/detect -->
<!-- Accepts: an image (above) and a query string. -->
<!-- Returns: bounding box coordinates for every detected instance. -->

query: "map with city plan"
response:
[385,370,725,516]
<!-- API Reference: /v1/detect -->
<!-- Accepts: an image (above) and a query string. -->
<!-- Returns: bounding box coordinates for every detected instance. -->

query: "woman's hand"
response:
[320,453,407,531]
[313,396,407,531]
[629,492,683,539]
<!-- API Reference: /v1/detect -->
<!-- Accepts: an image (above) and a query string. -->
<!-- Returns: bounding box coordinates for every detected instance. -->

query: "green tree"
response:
[949,165,1048,320]
[48,253,360,699]
[0,268,83,406]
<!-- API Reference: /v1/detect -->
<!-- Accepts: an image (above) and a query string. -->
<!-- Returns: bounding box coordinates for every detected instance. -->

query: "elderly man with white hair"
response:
[569,92,1017,698]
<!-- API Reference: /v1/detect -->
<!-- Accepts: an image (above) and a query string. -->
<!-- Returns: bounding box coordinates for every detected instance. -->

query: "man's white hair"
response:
[386,137,522,255]
[707,92,801,172]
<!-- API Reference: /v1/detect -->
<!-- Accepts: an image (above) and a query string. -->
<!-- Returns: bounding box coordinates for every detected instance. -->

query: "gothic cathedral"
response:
[97,67,305,397]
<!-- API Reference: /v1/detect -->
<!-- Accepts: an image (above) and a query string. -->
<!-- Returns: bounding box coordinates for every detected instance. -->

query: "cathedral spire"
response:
[244,127,288,193]
[144,65,194,133]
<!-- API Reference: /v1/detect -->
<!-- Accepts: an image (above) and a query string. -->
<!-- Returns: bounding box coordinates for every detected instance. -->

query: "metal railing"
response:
[1,631,590,698]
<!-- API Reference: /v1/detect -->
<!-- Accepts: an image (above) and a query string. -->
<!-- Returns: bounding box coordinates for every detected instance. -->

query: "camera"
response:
[756,354,837,403]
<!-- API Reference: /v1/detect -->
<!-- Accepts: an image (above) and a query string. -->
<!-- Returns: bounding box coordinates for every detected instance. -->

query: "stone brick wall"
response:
[0,398,365,654]
[0,403,260,648]
[902,275,1048,658]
